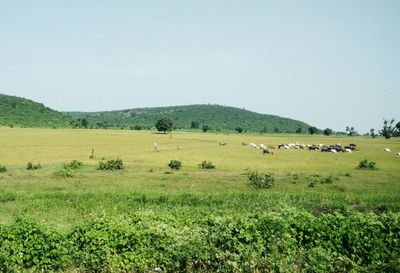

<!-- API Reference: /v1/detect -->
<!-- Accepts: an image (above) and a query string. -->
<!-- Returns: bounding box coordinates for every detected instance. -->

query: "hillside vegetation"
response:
[66,104,313,133]
[0,94,70,128]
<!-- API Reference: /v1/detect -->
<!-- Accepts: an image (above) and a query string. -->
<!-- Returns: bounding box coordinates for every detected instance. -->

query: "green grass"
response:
[0,128,399,271]
[0,127,399,226]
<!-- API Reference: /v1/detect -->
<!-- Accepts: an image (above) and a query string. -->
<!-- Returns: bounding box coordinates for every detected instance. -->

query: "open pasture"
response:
[1,128,400,272]
[0,127,399,225]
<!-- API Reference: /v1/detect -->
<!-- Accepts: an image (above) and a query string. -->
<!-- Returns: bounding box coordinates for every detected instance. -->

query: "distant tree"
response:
[379,118,396,139]
[295,128,302,134]
[202,125,211,133]
[155,116,173,134]
[345,126,358,136]
[133,125,142,130]
[235,127,243,133]
[308,127,318,135]
[190,121,199,129]
[80,118,89,128]
[273,127,280,133]
[261,126,268,133]
[70,118,89,129]
[370,128,376,138]
[323,128,333,136]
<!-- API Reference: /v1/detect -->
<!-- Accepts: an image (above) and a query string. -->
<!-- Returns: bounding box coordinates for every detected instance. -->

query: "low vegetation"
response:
[198,161,216,169]
[98,158,124,171]
[26,162,42,170]
[357,159,377,170]
[247,170,275,189]
[0,164,6,173]
[168,160,182,170]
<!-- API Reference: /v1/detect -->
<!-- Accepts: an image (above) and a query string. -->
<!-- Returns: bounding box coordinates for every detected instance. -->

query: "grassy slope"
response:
[65,104,313,132]
[0,93,70,128]
[0,128,399,228]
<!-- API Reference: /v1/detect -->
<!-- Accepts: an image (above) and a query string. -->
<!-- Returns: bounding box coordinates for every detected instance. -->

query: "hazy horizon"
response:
[1,1,399,133]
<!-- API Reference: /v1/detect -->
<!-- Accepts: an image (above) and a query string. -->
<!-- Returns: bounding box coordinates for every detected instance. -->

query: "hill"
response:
[0,93,70,128]
[66,104,313,133]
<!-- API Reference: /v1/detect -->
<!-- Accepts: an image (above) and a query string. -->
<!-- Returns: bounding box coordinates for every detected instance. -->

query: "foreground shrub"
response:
[168,160,182,170]
[0,164,6,173]
[98,158,124,171]
[247,170,275,189]
[356,159,376,170]
[26,162,41,170]
[0,211,399,272]
[198,161,216,169]
[0,217,70,271]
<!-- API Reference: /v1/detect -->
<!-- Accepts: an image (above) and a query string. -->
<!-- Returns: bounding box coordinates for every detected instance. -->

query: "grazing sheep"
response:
[330,149,338,153]
[262,149,274,155]
[153,143,158,151]
[268,145,276,149]
[241,142,248,146]
[345,148,352,153]
[397,152,400,156]
[250,143,259,149]
[259,144,267,150]
[384,148,391,153]
[219,141,227,146]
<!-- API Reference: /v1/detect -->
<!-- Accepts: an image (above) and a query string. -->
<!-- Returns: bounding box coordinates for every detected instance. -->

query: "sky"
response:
[0,0,399,133]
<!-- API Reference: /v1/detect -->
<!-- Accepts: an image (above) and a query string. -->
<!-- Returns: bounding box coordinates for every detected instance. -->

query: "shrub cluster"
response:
[64,160,83,170]
[357,159,376,170]
[0,164,6,173]
[98,158,124,171]
[198,161,216,169]
[247,170,275,189]
[168,160,182,170]
[26,162,41,170]
[0,211,399,272]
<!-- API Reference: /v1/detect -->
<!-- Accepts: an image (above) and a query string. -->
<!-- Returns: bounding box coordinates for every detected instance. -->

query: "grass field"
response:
[0,128,399,272]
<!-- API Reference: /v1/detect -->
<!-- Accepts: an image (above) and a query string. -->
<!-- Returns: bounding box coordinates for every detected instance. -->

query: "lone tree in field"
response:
[379,118,396,139]
[308,126,318,135]
[155,116,173,134]
[346,126,358,136]
[235,127,243,133]
[323,128,333,136]
[202,125,211,132]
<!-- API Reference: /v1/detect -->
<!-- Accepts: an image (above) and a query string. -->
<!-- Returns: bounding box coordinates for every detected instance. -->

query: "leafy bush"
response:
[0,217,70,271]
[168,160,182,170]
[64,160,83,170]
[198,161,216,169]
[98,158,124,171]
[0,164,6,173]
[247,170,275,189]
[356,159,376,170]
[26,162,41,170]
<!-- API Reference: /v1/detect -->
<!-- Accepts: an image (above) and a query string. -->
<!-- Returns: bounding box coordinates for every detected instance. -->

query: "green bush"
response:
[26,162,41,170]
[247,170,275,189]
[198,161,216,169]
[356,159,376,170]
[168,160,182,170]
[0,211,399,272]
[64,160,83,170]
[98,158,124,171]
[0,164,6,173]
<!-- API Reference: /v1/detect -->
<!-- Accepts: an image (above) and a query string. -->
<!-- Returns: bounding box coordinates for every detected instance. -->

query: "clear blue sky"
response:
[1,0,399,133]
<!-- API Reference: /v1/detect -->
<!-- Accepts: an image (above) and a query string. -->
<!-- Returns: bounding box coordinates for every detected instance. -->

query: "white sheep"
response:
[384,148,391,153]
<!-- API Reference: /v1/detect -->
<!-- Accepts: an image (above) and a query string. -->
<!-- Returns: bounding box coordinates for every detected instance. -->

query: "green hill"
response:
[66,104,313,133]
[0,94,70,128]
